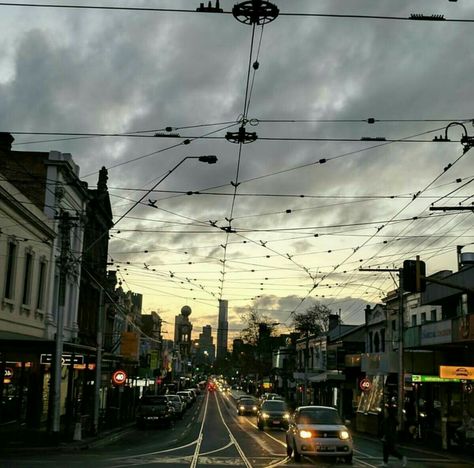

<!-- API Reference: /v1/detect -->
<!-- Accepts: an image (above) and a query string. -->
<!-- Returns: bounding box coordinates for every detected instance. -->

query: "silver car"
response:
[286,406,353,464]
[166,394,186,419]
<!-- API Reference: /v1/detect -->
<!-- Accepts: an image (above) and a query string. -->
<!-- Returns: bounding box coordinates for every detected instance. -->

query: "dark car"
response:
[136,395,175,428]
[237,398,259,416]
[257,399,290,431]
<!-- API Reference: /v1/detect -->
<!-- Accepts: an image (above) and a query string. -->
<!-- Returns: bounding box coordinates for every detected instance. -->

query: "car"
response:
[257,399,291,431]
[136,395,175,428]
[237,398,259,416]
[166,394,186,419]
[285,405,353,464]
[177,390,194,407]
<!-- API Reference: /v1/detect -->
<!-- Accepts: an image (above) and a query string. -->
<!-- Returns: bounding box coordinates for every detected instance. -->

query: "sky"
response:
[1,0,474,342]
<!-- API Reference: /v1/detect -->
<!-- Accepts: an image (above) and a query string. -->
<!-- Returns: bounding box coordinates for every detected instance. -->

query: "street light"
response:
[92,154,217,433]
[114,155,218,225]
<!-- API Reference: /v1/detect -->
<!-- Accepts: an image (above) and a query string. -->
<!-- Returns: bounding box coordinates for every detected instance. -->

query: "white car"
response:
[286,406,353,464]
[166,394,186,419]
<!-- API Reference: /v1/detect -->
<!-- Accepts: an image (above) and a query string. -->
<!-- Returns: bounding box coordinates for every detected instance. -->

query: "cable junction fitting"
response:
[232,0,279,25]
[225,126,258,144]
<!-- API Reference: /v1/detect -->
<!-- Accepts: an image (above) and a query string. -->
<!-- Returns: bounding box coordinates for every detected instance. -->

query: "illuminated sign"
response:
[440,366,474,380]
[4,367,13,384]
[411,374,461,383]
[40,354,84,365]
[112,370,127,386]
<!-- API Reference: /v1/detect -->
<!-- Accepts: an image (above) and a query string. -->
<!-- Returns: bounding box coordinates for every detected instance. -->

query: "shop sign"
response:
[359,378,372,391]
[112,370,127,386]
[410,374,461,383]
[440,365,474,380]
[120,332,140,360]
[40,354,84,365]
[420,320,452,346]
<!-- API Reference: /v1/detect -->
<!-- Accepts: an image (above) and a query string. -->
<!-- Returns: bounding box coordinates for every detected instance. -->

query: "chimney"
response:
[328,313,340,331]
[0,132,14,152]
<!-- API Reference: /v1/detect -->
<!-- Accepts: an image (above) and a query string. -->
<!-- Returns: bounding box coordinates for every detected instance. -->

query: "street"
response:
[1,391,473,468]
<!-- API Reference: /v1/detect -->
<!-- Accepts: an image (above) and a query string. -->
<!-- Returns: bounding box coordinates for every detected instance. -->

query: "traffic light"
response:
[402,258,426,292]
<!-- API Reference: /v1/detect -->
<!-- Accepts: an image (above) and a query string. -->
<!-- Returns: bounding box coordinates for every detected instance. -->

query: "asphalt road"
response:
[2,390,474,468]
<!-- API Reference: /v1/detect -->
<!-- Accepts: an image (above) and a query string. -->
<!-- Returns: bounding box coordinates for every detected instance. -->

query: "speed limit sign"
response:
[112,370,127,386]
[360,378,372,392]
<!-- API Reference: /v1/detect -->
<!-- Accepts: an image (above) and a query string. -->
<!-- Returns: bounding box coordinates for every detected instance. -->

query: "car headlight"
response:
[299,430,312,439]
[253,406,257,410]
[283,413,290,419]
[239,406,245,410]
[262,413,270,419]
[339,430,350,440]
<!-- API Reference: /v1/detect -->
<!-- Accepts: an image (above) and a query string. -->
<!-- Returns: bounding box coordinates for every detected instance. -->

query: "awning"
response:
[309,371,345,383]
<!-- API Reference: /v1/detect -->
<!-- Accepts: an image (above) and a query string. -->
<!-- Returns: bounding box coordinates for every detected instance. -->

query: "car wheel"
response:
[344,455,353,465]
[293,439,301,462]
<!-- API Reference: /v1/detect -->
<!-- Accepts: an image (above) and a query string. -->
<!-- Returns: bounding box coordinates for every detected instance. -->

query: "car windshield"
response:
[168,396,181,401]
[141,396,167,405]
[297,408,342,425]
[262,401,287,411]
[240,399,255,405]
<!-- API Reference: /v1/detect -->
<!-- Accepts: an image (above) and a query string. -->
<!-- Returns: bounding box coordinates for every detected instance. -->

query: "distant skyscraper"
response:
[217,299,228,360]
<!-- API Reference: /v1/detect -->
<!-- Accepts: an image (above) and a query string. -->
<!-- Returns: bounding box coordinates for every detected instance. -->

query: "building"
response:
[216,299,228,360]
[0,132,89,433]
[196,325,215,365]
[174,305,193,375]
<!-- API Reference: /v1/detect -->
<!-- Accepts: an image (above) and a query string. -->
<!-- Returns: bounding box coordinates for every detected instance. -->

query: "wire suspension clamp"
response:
[225,126,258,144]
[232,0,279,25]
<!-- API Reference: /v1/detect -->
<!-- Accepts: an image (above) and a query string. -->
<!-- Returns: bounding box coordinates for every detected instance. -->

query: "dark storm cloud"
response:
[1,0,474,320]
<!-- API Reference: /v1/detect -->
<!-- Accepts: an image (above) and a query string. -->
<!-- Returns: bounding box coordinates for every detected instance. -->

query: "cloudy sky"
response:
[2,0,474,340]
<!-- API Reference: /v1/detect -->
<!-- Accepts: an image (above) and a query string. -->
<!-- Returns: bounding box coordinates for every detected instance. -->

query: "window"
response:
[36,260,47,310]
[380,328,386,352]
[392,320,397,331]
[430,309,437,322]
[411,315,417,326]
[369,331,373,353]
[421,312,427,324]
[22,251,33,305]
[4,240,17,299]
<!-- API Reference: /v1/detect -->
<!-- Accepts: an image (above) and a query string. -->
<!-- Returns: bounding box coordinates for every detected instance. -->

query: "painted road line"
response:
[199,441,234,456]
[354,456,379,468]
[215,391,253,468]
[264,456,291,467]
[190,391,210,468]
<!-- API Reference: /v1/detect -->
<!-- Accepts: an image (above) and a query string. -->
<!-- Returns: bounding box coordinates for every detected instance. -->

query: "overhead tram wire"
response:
[285,142,473,320]
[2,2,474,23]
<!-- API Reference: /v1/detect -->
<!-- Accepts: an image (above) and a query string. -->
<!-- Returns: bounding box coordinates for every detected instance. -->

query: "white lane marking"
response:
[109,393,210,461]
[199,441,234,456]
[190,391,210,468]
[354,448,378,458]
[245,418,287,448]
[215,392,253,468]
[264,456,291,467]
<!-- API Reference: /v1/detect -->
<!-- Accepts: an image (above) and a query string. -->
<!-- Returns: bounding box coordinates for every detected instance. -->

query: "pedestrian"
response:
[381,407,407,467]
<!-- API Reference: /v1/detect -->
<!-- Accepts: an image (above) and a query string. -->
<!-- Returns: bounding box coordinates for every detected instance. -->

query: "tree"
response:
[240,309,277,345]
[292,303,333,336]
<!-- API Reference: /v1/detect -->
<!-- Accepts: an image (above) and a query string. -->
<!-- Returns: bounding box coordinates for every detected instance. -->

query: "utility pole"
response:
[51,211,76,439]
[93,288,104,435]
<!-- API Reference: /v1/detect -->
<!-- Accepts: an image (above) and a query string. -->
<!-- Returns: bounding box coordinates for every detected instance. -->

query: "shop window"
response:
[22,251,33,306]
[36,259,47,310]
[374,332,380,353]
[4,239,18,299]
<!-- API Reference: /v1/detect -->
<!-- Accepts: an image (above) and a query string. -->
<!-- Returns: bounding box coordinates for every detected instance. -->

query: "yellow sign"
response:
[440,365,474,380]
[121,332,140,360]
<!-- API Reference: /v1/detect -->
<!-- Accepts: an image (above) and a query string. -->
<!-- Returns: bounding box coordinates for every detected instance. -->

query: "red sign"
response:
[360,378,372,392]
[156,377,163,385]
[112,370,127,386]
